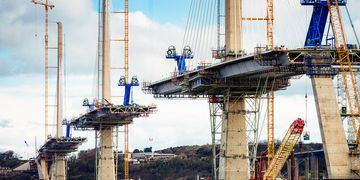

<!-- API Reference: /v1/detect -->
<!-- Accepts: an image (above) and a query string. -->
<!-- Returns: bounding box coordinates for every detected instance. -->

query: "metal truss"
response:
[209,95,224,179]
[209,78,267,179]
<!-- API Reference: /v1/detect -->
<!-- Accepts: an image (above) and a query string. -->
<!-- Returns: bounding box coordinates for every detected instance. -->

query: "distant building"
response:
[117,152,176,164]
[0,167,12,175]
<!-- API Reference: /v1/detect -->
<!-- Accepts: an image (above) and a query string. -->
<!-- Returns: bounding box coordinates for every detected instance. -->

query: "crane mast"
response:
[266,0,275,167]
[31,0,54,144]
[327,0,360,150]
[124,0,130,178]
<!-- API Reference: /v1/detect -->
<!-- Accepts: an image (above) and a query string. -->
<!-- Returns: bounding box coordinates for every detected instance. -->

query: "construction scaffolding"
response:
[70,105,157,130]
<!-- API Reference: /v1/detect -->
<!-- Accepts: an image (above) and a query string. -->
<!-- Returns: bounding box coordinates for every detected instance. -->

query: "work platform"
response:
[143,48,360,97]
[35,137,86,179]
[70,104,157,130]
[37,137,86,157]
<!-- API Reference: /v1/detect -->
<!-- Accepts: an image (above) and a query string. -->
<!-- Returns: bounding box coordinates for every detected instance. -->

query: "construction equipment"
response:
[266,0,275,169]
[326,0,360,152]
[31,0,54,145]
[301,0,346,47]
[302,0,360,153]
[263,118,305,180]
[166,45,194,75]
[118,75,139,180]
[303,91,310,141]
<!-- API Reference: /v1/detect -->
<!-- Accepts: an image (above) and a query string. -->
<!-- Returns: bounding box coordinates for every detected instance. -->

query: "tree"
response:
[144,147,152,153]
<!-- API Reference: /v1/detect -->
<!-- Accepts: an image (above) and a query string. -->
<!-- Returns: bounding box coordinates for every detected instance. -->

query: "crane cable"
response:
[345,5,360,47]
[304,77,309,140]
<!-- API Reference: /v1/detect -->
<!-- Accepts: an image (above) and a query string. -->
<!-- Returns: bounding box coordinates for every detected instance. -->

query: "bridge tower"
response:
[217,1,251,179]
[98,0,114,179]
[302,0,359,178]
[69,1,156,180]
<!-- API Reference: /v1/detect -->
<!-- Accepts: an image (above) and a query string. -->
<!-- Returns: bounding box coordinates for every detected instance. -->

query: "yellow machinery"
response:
[263,118,305,180]
[326,0,360,151]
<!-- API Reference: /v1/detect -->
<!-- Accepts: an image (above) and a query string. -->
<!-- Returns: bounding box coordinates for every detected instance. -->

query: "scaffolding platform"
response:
[70,104,157,130]
[144,48,360,97]
[37,137,86,158]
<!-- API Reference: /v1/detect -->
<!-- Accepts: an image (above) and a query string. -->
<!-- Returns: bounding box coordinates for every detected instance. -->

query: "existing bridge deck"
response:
[144,48,360,97]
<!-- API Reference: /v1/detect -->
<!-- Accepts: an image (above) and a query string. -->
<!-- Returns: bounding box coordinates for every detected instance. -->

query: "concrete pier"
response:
[219,99,249,179]
[312,76,354,179]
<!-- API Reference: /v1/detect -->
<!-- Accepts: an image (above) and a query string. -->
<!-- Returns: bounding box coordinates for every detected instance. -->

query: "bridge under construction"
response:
[144,0,360,179]
[27,0,360,179]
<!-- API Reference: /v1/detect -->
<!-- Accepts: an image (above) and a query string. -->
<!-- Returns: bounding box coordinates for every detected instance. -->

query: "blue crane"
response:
[166,45,194,75]
[301,0,346,47]
[118,76,139,106]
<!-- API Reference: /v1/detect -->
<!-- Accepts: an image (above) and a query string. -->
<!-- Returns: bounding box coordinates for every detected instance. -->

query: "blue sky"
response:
[91,0,191,25]
[0,49,10,58]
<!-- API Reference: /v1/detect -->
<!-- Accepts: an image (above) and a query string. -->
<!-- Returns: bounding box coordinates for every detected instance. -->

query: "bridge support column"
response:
[311,76,354,179]
[311,155,319,180]
[98,128,115,180]
[295,158,299,180]
[51,154,65,180]
[40,158,49,180]
[305,157,310,180]
[219,98,249,180]
[287,160,292,180]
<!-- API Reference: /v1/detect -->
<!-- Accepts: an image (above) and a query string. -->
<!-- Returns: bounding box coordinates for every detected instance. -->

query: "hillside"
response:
[0,142,322,180]
[67,145,212,180]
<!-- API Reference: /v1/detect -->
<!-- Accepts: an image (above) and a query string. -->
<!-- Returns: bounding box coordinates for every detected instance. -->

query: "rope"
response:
[182,0,195,50]
[181,0,218,69]
[345,5,360,47]
[305,77,308,134]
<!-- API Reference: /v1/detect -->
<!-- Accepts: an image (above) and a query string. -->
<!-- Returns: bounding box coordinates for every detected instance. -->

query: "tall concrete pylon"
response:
[98,0,115,179]
[225,0,242,56]
[50,21,66,180]
[311,76,356,179]
[218,1,249,179]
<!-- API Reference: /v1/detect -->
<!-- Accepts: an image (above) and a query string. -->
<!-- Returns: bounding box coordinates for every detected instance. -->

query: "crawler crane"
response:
[263,118,305,180]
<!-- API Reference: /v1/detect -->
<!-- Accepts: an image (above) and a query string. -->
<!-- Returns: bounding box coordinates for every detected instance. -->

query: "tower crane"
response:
[326,0,360,151]
[263,118,305,180]
[266,0,275,167]
[301,0,360,150]
[301,0,346,47]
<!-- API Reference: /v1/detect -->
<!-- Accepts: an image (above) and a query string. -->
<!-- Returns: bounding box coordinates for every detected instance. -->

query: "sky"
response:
[1,0,360,159]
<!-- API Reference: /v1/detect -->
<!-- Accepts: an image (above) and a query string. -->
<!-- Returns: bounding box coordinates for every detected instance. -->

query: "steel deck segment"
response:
[70,105,157,130]
[37,137,86,156]
[145,49,360,97]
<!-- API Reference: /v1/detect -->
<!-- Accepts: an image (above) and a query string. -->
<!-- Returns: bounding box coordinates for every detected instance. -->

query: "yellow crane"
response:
[242,0,276,170]
[123,0,130,179]
[326,0,360,151]
[263,118,305,180]
[31,0,54,145]
[242,0,275,173]
[31,1,54,179]
[266,0,275,166]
